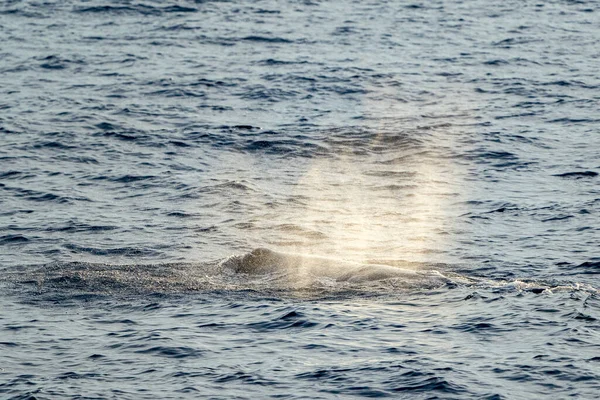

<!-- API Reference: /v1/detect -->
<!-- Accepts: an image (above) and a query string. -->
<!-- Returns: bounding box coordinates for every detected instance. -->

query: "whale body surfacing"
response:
[221,248,451,287]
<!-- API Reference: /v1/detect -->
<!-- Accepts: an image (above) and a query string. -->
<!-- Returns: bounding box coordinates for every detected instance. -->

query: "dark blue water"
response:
[1,0,599,398]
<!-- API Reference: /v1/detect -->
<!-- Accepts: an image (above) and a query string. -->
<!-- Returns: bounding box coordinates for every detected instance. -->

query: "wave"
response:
[554,171,598,179]
[73,5,197,16]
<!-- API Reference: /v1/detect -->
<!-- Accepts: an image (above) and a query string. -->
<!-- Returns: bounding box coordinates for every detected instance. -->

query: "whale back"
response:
[220,248,446,286]
[6,248,470,297]
[224,248,291,274]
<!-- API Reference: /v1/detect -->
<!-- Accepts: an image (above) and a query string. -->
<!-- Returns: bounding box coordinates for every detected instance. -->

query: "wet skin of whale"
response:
[222,248,450,284]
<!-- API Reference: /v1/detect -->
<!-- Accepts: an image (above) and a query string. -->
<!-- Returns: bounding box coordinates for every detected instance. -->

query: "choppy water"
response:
[1,0,599,398]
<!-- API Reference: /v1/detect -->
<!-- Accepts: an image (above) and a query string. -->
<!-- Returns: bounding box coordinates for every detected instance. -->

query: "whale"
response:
[220,248,451,286]
[6,248,589,296]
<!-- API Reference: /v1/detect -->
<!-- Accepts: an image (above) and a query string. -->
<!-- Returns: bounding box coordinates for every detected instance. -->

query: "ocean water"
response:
[1,0,599,398]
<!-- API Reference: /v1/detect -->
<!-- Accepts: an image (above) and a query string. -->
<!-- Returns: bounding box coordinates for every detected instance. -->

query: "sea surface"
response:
[1,0,599,398]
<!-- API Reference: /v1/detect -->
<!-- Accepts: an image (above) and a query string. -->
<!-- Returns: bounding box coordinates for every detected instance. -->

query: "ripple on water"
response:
[1,0,600,398]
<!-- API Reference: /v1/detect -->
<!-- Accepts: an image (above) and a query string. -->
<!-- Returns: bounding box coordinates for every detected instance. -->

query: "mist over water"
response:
[1,0,599,398]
